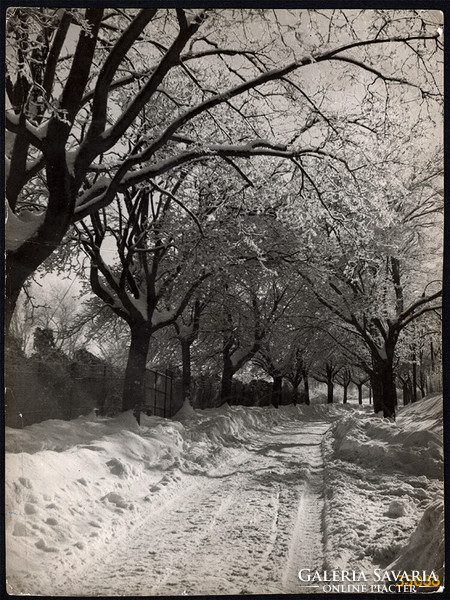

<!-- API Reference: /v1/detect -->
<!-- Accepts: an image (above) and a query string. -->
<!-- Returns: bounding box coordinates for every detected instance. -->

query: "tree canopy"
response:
[5,8,443,418]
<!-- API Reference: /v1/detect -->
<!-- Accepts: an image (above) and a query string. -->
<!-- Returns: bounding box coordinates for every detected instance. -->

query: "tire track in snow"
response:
[65,420,331,596]
[281,446,327,593]
[246,422,329,595]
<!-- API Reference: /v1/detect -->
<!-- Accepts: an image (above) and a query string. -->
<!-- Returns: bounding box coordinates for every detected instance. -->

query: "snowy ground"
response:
[5,395,444,595]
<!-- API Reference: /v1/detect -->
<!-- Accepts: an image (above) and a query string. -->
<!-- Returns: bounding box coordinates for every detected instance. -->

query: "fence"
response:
[143,368,183,418]
[6,355,311,429]
[5,357,183,428]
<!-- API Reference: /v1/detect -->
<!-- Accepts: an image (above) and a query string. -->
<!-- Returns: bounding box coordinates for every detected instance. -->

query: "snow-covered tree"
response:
[295,134,442,417]
[173,297,206,404]
[211,266,298,403]
[75,183,211,416]
[5,8,443,334]
[351,368,370,406]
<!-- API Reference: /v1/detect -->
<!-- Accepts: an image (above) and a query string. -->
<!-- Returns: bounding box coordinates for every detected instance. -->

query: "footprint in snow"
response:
[89,521,101,528]
[35,538,58,553]
[18,477,32,489]
[74,541,85,550]
[24,503,38,515]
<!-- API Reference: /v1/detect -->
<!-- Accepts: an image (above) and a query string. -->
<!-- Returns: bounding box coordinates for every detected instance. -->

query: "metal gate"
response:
[144,368,173,418]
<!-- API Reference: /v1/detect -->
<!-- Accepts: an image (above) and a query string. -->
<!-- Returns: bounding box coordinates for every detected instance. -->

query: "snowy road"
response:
[6,398,444,596]
[69,420,330,596]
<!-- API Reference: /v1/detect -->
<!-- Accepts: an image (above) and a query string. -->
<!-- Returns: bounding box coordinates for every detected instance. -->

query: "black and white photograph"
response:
[4,6,445,595]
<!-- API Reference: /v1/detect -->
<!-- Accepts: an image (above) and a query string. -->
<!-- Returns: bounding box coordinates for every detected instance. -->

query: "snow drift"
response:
[323,394,444,582]
[5,396,444,595]
[331,394,443,479]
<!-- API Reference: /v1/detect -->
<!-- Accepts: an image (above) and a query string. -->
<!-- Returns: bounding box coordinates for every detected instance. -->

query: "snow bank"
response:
[322,395,444,579]
[172,399,198,420]
[331,396,443,479]
[6,397,443,594]
[387,496,444,585]
[6,402,343,594]
[396,392,443,433]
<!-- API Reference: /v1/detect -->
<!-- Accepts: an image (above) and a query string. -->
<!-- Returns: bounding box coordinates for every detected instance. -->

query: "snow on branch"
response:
[5,113,46,151]
[329,56,441,97]
[73,141,316,220]
[397,290,443,330]
[86,10,157,141]
[85,11,207,159]
[150,181,203,235]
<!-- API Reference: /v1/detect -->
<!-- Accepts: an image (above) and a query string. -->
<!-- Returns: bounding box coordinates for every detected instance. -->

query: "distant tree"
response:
[88,315,131,370]
[253,308,317,407]
[253,348,286,408]
[32,326,68,365]
[336,367,352,404]
[214,264,303,404]
[173,297,206,404]
[313,357,341,405]
[8,282,86,358]
[283,347,306,406]
[33,326,56,355]
[396,311,442,403]
[351,368,370,406]
[302,253,441,416]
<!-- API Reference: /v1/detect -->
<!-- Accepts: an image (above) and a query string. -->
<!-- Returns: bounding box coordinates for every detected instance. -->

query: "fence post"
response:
[169,373,173,416]
[163,369,168,418]
[153,371,157,416]
[102,364,107,415]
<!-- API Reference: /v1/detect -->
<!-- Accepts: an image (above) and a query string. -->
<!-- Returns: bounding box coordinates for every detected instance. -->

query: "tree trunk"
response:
[370,372,383,413]
[220,350,234,404]
[381,362,397,418]
[292,384,299,406]
[357,382,363,405]
[412,352,418,403]
[419,369,426,399]
[372,351,397,418]
[272,375,282,408]
[302,370,310,405]
[402,380,411,406]
[327,378,334,404]
[180,339,193,404]
[122,325,152,419]
[343,383,349,404]
[428,373,434,394]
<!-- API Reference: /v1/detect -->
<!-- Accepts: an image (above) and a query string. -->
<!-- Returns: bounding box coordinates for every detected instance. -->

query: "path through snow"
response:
[7,398,443,596]
[59,420,330,596]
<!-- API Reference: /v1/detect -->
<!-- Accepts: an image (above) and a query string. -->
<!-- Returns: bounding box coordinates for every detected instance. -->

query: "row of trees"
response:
[6,9,443,419]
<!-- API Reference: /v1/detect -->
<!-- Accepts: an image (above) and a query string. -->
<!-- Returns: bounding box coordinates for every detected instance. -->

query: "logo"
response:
[297,569,441,593]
